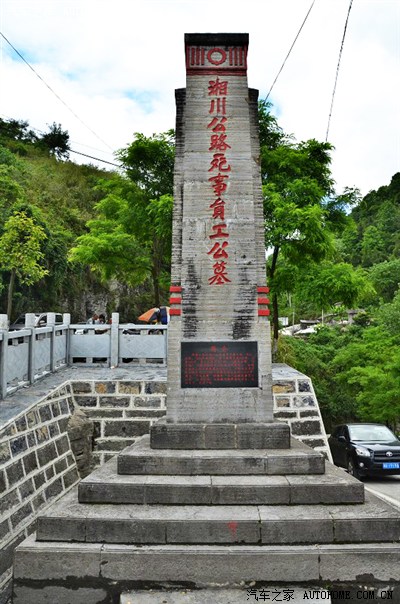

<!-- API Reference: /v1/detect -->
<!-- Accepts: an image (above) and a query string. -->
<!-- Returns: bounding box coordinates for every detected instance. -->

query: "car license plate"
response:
[382,462,400,469]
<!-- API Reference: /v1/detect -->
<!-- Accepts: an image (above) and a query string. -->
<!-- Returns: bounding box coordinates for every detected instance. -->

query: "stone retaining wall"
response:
[272,364,330,456]
[0,384,80,603]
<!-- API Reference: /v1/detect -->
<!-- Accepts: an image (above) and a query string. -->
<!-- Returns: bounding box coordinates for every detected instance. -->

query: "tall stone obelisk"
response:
[154,33,288,447]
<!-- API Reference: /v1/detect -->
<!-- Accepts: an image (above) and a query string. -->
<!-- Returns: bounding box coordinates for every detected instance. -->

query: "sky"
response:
[0,0,399,197]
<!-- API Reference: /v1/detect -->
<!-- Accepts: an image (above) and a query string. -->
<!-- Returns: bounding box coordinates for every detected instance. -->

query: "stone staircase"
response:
[12,423,400,603]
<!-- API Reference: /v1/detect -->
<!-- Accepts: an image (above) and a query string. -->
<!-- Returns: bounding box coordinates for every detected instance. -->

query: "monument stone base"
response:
[150,418,290,449]
[13,429,400,604]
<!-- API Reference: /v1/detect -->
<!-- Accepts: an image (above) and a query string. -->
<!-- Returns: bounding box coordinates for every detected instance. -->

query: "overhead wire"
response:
[263,0,316,103]
[0,30,114,152]
[68,148,121,168]
[325,0,354,141]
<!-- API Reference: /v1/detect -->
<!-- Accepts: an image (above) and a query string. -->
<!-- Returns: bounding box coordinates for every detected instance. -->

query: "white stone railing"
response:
[0,313,167,399]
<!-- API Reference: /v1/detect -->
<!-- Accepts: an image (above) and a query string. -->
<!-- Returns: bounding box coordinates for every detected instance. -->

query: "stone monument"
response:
[12,33,400,604]
[152,32,289,451]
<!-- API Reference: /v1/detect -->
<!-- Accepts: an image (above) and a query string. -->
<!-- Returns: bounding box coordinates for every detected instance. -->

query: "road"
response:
[363,474,400,508]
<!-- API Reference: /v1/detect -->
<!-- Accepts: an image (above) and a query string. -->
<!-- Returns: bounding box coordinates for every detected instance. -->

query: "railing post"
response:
[63,313,71,366]
[110,313,119,368]
[25,313,36,385]
[164,326,168,364]
[47,312,56,372]
[0,314,9,399]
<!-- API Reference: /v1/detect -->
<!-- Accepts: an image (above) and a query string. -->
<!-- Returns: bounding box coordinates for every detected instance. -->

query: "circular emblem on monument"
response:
[207,48,227,65]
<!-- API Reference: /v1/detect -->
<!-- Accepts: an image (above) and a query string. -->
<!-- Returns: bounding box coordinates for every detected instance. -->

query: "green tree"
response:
[38,122,70,160]
[378,289,400,334]
[296,261,374,315]
[69,171,173,308]
[276,327,360,430]
[360,225,387,267]
[0,118,37,144]
[260,118,354,352]
[0,210,48,317]
[345,172,400,265]
[368,259,400,303]
[117,131,174,199]
[81,130,175,306]
[332,326,400,429]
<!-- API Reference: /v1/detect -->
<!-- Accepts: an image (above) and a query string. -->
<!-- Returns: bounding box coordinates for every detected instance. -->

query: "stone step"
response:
[150,419,290,449]
[118,435,325,475]
[13,534,400,604]
[120,586,332,603]
[36,488,399,546]
[78,456,364,505]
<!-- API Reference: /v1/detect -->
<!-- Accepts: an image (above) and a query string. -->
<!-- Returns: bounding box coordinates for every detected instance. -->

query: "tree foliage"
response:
[295,261,374,313]
[0,210,48,317]
[259,103,356,353]
[38,122,70,160]
[0,118,116,320]
[69,131,174,309]
[117,131,175,199]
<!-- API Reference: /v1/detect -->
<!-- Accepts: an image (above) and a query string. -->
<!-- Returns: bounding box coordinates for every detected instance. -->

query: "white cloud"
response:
[0,0,399,195]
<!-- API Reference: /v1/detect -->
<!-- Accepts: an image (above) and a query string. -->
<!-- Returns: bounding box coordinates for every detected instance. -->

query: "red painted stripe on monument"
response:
[170,286,182,293]
[169,297,181,305]
[257,297,270,305]
[257,286,270,293]
[258,309,270,316]
[169,308,181,316]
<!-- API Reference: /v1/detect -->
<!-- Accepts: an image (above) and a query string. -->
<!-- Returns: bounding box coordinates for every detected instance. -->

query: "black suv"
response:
[329,423,400,480]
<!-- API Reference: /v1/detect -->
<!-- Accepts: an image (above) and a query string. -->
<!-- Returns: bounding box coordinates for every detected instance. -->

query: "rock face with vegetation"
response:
[0,119,173,322]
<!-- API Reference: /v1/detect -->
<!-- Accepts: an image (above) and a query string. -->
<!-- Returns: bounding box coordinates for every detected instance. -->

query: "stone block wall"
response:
[68,366,330,466]
[0,384,80,601]
[272,364,331,460]
[71,380,168,467]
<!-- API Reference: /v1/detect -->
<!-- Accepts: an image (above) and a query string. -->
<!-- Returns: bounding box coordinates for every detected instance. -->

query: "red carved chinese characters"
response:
[181,342,258,388]
[207,77,231,285]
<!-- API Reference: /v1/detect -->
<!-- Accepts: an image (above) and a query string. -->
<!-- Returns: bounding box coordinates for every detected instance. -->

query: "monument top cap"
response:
[185,33,248,76]
[185,33,249,47]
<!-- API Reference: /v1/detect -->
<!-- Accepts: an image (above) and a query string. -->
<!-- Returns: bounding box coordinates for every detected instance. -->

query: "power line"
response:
[264,0,316,103]
[0,30,114,152]
[69,140,116,157]
[325,0,354,141]
[69,148,121,168]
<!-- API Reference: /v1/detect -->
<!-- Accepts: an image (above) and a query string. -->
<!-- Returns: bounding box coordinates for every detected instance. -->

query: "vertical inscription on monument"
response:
[207,76,231,286]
